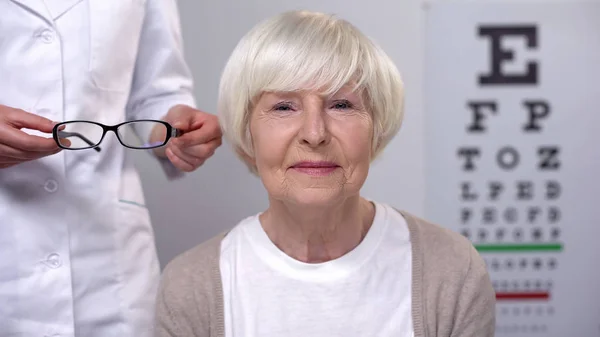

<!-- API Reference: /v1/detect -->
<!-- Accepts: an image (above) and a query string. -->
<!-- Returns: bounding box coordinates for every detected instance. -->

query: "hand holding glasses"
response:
[52,120,183,152]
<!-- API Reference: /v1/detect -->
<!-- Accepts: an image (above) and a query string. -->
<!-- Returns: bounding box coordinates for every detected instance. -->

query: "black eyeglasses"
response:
[52,120,183,152]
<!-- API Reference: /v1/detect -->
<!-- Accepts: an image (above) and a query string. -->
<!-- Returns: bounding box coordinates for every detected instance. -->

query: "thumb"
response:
[168,105,201,131]
[7,109,57,133]
[172,118,192,131]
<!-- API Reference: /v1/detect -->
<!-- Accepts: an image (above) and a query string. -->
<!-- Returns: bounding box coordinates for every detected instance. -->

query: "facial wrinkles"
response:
[314,104,358,185]
[253,89,372,198]
[291,120,349,192]
[267,110,296,198]
[332,113,369,187]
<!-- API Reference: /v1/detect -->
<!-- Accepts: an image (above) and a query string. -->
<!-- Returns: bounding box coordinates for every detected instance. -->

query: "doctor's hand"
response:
[0,105,63,169]
[151,105,222,172]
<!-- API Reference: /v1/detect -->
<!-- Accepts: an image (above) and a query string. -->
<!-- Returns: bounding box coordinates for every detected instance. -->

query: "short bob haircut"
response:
[218,10,405,173]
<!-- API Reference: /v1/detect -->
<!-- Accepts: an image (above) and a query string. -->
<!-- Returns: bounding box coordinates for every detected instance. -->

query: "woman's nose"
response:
[298,100,331,147]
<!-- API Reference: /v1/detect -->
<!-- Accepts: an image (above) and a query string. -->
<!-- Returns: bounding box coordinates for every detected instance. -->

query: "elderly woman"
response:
[155,10,495,337]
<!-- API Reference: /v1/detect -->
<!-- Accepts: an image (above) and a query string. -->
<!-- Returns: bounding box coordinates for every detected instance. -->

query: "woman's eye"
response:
[331,100,353,110]
[273,103,294,111]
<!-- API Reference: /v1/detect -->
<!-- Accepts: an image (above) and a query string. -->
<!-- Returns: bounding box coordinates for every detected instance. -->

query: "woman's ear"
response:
[235,146,258,173]
[235,147,253,164]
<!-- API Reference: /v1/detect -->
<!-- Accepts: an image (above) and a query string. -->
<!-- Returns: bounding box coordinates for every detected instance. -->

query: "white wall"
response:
[133,0,426,268]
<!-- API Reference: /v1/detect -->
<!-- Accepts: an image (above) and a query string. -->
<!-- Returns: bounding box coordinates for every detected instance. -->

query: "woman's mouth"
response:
[290,161,340,176]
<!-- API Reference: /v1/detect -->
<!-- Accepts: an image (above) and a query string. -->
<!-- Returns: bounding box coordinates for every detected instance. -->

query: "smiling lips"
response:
[290,161,340,176]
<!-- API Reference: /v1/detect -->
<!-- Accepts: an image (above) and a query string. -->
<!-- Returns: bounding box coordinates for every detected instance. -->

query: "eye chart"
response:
[423,1,600,336]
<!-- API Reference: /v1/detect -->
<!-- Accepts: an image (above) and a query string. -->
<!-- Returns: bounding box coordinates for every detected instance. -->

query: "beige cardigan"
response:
[154,210,496,337]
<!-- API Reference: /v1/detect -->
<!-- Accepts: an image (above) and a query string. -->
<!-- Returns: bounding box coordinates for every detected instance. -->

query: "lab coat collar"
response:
[10,0,83,23]
[45,0,83,20]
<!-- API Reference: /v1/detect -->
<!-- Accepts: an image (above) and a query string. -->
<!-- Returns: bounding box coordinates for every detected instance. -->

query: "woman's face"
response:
[248,85,373,207]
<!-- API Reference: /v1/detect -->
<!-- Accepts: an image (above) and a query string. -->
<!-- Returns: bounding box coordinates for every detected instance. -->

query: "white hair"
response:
[218,10,404,173]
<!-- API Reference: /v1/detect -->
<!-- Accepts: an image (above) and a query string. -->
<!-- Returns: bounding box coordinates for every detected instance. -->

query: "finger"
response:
[168,105,195,129]
[0,143,52,161]
[3,108,57,133]
[59,138,72,148]
[0,124,60,152]
[174,123,222,147]
[0,157,22,165]
[169,144,206,169]
[165,147,196,172]
[179,138,220,160]
[0,163,17,169]
[0,143,62,162]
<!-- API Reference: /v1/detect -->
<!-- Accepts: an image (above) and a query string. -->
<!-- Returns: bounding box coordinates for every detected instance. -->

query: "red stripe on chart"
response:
[496,292,550,300]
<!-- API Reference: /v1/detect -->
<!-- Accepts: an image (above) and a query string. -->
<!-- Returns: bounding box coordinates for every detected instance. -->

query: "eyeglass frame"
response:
[52,119,183,152]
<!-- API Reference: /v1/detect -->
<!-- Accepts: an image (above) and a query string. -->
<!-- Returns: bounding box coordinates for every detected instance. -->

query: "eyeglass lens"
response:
[57,122,103,149]
[56,121,169,149]
[118,121,167,148]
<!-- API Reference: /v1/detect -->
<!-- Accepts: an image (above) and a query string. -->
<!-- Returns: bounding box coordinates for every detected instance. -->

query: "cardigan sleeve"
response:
[154,234,227,337]
[154,251,216,337]
[450,245,497,337]
[154,263,199,337]
[155,284,182,337]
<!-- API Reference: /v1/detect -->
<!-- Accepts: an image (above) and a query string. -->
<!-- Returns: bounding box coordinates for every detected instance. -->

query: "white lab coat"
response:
[0,0,196,336]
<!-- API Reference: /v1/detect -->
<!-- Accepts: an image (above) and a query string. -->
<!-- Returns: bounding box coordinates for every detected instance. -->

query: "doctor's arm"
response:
[125,0,221,177]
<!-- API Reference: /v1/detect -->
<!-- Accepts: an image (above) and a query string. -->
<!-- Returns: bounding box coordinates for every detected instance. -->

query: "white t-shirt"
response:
[220,201,414,337]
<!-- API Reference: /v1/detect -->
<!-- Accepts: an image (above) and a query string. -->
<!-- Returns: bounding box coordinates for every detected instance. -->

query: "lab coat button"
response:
[39,29,54,43]
[44,180,58,193]
[46,253,61,269]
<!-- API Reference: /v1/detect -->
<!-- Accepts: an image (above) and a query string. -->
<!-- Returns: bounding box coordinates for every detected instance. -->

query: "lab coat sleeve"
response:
[125,0,197,180]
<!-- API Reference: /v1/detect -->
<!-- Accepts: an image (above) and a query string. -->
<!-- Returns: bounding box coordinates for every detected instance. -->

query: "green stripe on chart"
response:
[474,243,563,252]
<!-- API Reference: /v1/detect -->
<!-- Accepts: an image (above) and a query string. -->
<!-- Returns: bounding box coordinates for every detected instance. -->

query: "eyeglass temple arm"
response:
[172,128,184,137]
[57,131,102,152]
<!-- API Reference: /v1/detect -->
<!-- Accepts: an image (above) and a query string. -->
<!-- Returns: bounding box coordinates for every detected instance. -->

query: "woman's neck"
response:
[259,196,375,263]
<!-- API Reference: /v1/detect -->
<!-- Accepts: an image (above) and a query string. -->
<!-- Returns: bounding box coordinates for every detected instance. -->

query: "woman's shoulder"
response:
[161,214,258,283]
[393,208,493,297]
[158,232,228,304]
[163,232,227,279]
[396,209,478,267]
[155,232,229,336]
[396,210,496,334]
